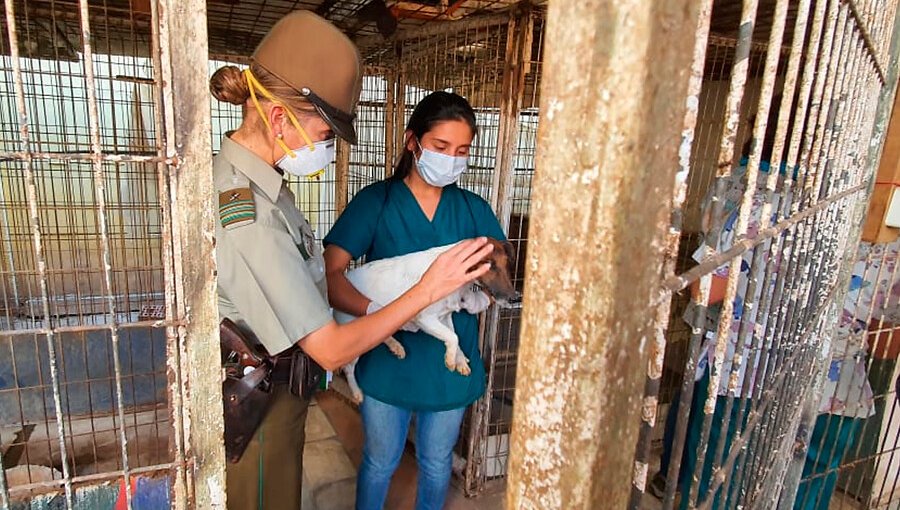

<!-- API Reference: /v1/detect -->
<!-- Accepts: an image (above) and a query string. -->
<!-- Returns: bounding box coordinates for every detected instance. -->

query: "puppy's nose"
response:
[509,292,523,304]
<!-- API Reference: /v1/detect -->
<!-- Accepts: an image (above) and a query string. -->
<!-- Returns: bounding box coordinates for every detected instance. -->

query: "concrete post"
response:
[159,0,227,507]
[505,2,703,508]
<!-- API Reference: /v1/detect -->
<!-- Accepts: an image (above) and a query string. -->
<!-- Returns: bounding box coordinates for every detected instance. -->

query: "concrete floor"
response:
[303,391,865,510]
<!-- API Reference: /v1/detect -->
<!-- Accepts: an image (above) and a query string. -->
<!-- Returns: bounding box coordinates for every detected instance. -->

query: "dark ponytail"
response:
[390,91,478,181]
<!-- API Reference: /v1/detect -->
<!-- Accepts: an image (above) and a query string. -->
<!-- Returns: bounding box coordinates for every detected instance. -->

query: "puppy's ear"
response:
[502,240,515,261]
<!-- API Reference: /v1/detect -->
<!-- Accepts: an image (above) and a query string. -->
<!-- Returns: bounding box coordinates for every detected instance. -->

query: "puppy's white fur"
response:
[333,243,492,403]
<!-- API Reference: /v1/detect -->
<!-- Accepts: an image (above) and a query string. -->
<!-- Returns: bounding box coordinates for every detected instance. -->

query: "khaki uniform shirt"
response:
[214,134,331,355]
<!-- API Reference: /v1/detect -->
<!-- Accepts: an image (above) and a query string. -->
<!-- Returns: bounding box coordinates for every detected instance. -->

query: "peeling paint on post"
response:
[159,0,227,508]
[505,2,703,509]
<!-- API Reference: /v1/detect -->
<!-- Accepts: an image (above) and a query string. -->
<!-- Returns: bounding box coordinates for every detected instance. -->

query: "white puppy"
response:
[333,241,515,403]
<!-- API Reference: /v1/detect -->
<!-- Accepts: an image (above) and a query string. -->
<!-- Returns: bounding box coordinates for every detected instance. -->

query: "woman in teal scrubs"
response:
[324,91,505,510]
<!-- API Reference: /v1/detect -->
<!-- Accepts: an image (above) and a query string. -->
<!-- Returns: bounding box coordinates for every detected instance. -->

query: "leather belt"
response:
[269,348,296,384]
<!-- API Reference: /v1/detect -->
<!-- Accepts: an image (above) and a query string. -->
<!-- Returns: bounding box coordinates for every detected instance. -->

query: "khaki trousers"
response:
[226,384,309,510]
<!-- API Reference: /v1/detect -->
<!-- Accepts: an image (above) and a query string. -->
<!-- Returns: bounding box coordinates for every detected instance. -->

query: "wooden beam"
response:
[862,89,900,243]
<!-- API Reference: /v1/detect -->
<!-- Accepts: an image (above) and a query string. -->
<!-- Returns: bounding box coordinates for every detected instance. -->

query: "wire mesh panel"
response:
[626,0,900,509]
[0,0,215,508]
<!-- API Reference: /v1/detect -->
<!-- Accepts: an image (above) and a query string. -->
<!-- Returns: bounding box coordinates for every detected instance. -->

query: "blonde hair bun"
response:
[210,66,250,105]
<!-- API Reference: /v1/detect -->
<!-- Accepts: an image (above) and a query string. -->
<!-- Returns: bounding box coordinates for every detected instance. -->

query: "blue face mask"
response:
[415,143,468,187]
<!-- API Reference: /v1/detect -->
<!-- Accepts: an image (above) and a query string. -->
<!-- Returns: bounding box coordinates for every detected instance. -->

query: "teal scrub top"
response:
[324,179,505,411]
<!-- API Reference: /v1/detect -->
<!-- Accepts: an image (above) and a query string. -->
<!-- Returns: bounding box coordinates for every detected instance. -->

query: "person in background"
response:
[209,13,492,510]
[793,238,894,509]
[324,91,506,510]
[649,103,793,508]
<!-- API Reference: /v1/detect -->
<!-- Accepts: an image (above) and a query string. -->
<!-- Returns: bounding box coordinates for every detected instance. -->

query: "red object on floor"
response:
[114,478,139,510]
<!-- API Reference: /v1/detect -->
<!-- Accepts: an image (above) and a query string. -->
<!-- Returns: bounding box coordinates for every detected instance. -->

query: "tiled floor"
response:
[304,390,505,510]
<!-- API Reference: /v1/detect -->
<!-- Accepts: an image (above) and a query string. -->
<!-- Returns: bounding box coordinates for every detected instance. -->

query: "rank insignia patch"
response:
[219,188,255,229]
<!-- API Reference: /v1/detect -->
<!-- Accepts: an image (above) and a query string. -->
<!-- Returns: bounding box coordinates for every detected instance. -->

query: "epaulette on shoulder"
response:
[219,187,256,229]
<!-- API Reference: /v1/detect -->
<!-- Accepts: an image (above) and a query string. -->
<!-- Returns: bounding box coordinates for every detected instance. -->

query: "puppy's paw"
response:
[455,351,471,376]
[385,337,406,359]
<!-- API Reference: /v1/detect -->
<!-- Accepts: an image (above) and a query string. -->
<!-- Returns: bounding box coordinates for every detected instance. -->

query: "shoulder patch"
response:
[219,187,256,229]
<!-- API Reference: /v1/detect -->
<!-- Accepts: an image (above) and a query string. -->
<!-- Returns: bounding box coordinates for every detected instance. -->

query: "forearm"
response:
[299,283,433,370]
[327,270,371,317]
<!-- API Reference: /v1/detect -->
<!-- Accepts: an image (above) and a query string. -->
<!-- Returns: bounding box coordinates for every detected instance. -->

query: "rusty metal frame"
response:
[776,0,900,506]
[0,0,223,507]
[601,0,900,506]
[2,0,75,506]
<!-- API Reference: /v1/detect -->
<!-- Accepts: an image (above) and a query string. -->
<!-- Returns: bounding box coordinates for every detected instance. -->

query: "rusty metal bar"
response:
[689,0,763,492]
[760,18,869,505]
[335,139,350,215]
[159,0,226,508]
[743,4,851,495]
[2,1,75,508]
[779,3,900,505]
[153,0,192,505]
[148,1,188,500]
[665,8,768,500]
[685,5,763,500]
[628,0,714,506]
[394,59,407,171]
[0,152,174,163]
[5,462,175,496]
[76,1,135,506]
[0,318,186,337]
[847,0,889,82]
[490,8,532,226]
[384,67,397,177]
[702,1,791,505]
[355,10,512,49]
[695,252,853,509]
[760,8,885,503]
[777,38,875,510]
[795,16,896,510]
[651,0,900,503]
[718,13,819,490]
[746,0,839,443]
[706,33,791,54]
[653,4,717,510]
[777,2,850,396]
[461,8,534,496]
[505,1,703,508]
[740,2,834,430]
[680,0,761,502]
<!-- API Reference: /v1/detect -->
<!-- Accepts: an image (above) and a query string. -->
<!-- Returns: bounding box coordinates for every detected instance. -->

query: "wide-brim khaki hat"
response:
[253,11,363,144]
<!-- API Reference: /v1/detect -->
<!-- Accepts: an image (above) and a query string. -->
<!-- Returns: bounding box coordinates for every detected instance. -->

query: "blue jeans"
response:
[356,395,466,510]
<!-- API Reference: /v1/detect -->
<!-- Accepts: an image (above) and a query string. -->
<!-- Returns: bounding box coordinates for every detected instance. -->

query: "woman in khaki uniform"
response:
[209,11,492,510]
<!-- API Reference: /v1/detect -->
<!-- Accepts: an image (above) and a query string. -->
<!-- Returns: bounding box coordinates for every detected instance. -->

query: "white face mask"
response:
[276,138,335,179]
[415,144,468,187]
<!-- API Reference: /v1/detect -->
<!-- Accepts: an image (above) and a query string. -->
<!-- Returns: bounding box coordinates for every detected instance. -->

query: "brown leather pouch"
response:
[220,318,273,463]
[288,349,325,400]
[222,365,272,463]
